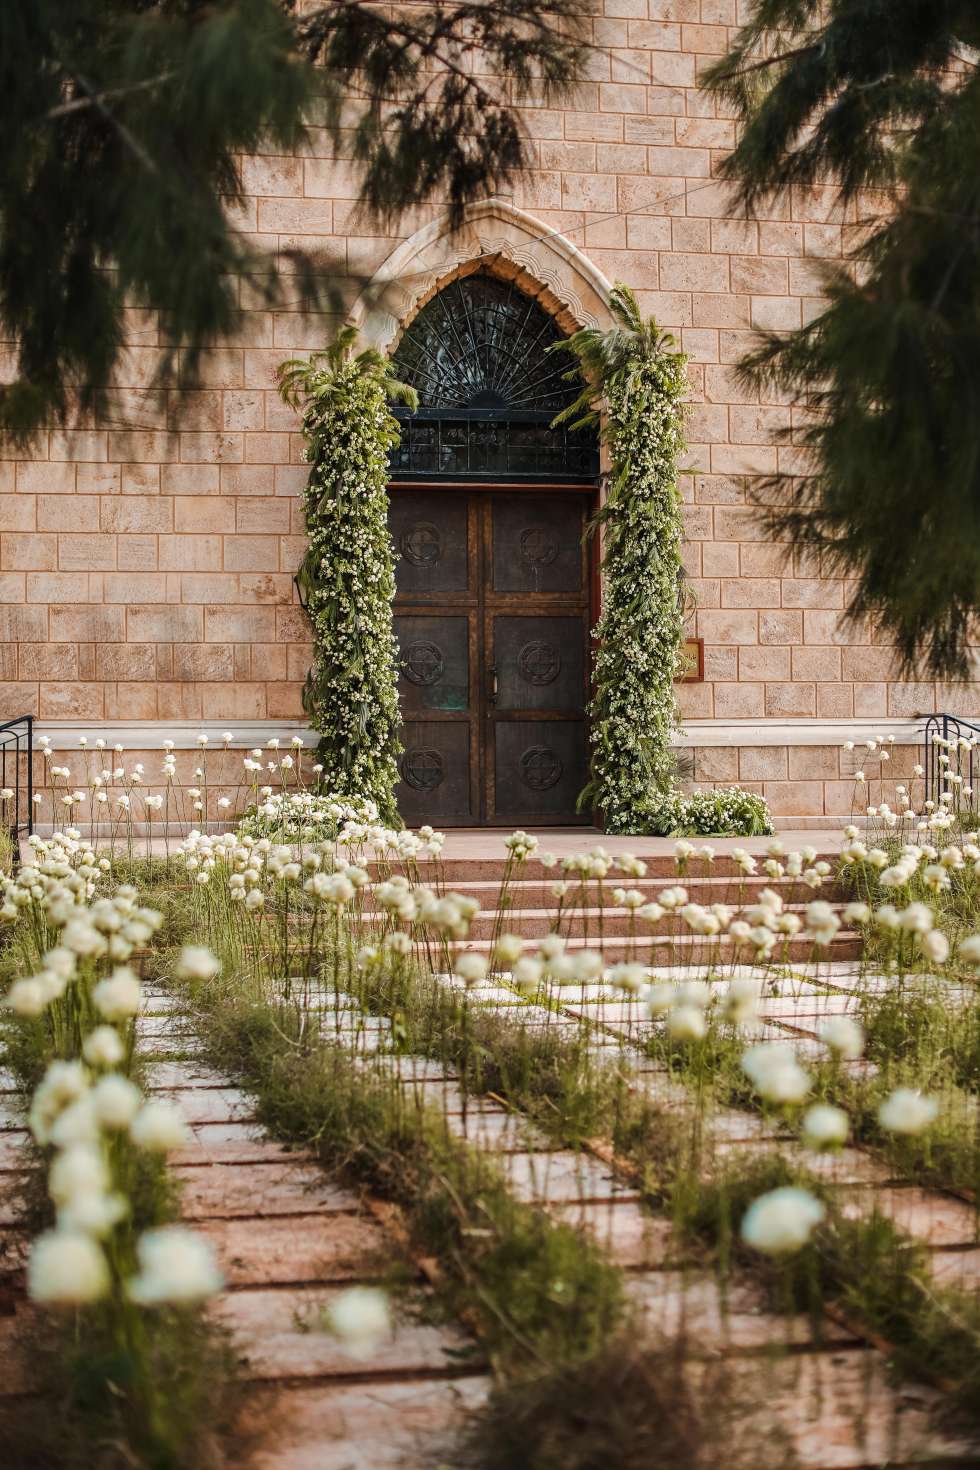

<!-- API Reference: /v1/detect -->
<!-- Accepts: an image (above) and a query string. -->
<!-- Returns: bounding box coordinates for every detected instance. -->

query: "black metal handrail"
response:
[923,712,980,803]
[0,714,33,862]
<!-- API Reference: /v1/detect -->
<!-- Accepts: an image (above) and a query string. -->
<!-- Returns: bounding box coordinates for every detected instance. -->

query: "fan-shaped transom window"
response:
[389,272,598,482]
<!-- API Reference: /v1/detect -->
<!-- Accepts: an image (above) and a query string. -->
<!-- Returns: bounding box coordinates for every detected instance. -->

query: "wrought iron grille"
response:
[390,272,598,483]
[0,715,33,861]
[922,712,980,804]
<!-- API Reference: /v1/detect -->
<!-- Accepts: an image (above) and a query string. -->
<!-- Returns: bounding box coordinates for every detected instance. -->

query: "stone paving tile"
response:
[695,1349,974,1468]
[0,1129,29,1170]
[213,1287,481,1382]
[631,1269,858,1353]
[173,1121,318,1168]
[713,1141,893,1187]
[154,1084,256,1125]
[173,1161,360,1220]
[143,1059,235,1090]
[199,1212,388,1288]
[239,1375,490,1470]
[500,1149,639,1206]
[929,1248,980,1290]
[551,1199,674,1268]
[835,1187,979,1249]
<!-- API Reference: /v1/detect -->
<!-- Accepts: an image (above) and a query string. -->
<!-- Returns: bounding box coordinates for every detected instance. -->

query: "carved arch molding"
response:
[351,199,615,356]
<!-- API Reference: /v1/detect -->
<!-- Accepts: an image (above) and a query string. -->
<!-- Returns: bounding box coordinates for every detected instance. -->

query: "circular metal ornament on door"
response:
[519,526,559,568]
[400,522,442,566]
[517,640,561,686]
[401,748,445,790]
[520,745,563,791]
[401,640,445,686]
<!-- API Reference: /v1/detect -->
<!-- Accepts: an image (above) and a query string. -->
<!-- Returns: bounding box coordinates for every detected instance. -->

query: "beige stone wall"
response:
[1,0,976,819]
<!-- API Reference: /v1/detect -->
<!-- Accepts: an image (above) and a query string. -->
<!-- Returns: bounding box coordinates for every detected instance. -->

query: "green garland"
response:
[278,330,417,824]
[554,285,688,834]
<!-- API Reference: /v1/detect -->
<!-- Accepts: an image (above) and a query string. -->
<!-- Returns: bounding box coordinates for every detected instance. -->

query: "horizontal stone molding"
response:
[30,716,933,752]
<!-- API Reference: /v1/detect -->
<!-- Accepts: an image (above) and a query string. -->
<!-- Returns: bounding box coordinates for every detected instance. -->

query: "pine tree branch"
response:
[62,70,160,175]
[709,41,818,84]
[43,72,177,123]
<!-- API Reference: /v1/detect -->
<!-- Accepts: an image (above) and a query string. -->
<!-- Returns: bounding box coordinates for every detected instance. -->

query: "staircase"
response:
[372,849,861,966]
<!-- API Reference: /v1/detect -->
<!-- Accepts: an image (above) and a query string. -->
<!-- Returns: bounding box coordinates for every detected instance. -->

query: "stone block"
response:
[765,682,816,717]
[712,681,764,717]
[2,532,57,571]
[128,605,203,643]
[49,606,125,642]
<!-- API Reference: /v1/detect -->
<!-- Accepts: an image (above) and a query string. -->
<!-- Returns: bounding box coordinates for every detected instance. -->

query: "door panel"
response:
[390,489,471,596]
[492,720,588,824]
[492,614,585,713]
[490,493,586,594]
[395,614,471,714]
[390,486,592,825]
[398,721,474,825]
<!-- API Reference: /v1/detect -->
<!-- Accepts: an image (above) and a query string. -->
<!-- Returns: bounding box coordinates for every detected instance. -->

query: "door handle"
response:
[487,663,498,707]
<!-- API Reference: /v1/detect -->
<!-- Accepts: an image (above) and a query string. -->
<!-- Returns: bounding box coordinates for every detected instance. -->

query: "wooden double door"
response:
[390,487,593,827]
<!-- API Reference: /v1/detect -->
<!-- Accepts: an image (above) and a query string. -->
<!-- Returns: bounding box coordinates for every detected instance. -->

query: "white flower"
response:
[91,1074,143,1130]
[818,1016,865,1059]
[59,1191,127,1238]
[48,1145,110,1206]
[28,1231,110,1304]
[92,967,142,1021]
[455,951,488,986]
[919,929,950,965]
[127,1227,223,1305]
[325,1286,391,1359]
[802,1104,849,1149]
[492,934,524,967]
[958,934,980,966]
[130,1100,189,1152]
[741,1042,810,1104]
[176,946,221,982]
[82,1026,126,1068]
[723,976,761,1025]
[5,977,48,1016]
[666,1004,706,1042]
[609,962,646,995]
[843,902,870,925]
[512,957,543,992]
[741,1187,825,1255]
[877,1088,939,1135]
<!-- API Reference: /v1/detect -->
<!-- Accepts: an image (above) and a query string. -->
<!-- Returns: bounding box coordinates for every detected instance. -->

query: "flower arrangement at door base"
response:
[278,331,418,825]
[644,785,774,837]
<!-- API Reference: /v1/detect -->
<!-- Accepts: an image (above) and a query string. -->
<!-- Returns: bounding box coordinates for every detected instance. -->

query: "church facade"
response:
[0,1,954,824]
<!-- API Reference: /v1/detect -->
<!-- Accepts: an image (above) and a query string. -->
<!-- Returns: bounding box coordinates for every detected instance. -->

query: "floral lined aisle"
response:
[1,725,980,1465]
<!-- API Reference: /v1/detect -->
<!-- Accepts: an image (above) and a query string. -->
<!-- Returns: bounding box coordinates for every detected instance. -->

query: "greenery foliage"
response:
[2,0,587,442]
[642,785,774,837]
[278,331,417,821]
[702,2,980,677]
[553,285,688,834]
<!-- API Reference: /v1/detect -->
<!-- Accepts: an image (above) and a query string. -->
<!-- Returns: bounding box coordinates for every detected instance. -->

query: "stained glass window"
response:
[390,272,598,482]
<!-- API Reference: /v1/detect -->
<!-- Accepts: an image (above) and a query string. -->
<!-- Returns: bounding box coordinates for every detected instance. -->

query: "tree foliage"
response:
[553,285,688,833]
[1,0,587,442]
[278,330,416,820]
[702,2,980,677]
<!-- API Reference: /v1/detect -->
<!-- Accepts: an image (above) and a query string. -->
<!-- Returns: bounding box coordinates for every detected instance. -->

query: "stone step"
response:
[373,850,841,882]
[437,874,845,906]
[364,904,854,942]
[448,931,862,964]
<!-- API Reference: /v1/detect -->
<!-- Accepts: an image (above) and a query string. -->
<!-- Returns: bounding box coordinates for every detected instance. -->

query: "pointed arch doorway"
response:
[387,268,600,827]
